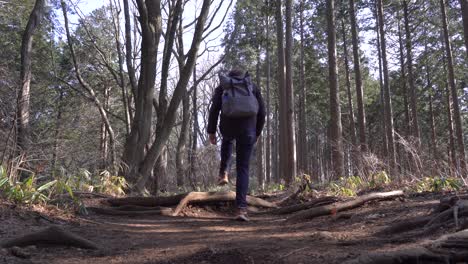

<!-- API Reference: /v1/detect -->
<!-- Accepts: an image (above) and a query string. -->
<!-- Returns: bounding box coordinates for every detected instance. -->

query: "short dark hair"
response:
[228,68,244,77]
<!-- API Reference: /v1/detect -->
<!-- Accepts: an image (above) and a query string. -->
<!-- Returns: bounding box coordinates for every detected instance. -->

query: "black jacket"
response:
[207,83,266,138]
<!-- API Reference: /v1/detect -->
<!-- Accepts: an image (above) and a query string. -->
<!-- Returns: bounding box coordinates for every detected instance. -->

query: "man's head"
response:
[228,68,245,78]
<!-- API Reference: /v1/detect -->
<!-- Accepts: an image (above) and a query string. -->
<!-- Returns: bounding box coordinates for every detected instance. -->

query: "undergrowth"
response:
[0,163,127,206]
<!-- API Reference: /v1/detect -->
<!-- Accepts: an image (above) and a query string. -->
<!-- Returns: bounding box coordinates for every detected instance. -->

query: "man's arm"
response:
[207,86,222,143]
[255,85,266,137]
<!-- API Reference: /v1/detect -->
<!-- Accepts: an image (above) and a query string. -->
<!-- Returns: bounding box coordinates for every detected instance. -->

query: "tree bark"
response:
[443,50,457,173]
[348,0,367,152]
[460,0,468,57]
[397,16,411,137]
[374,6,388,157]
[440,0,467,174]
[341,18,357,148]
[275,0,287,185]
[122,0,138,101]
[298,0,308,175]
[121,0,163,184]
[16,0,45,153]
[327,0,344,179]
[109,0,131,134]
[265,13,272,184]
[285,0,297,182]
[175,93,190,187]
[403,0,420,143]
[377,0,397,175]
[133,0,211,192]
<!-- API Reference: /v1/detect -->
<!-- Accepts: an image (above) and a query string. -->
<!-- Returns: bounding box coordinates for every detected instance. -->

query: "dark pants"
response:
[219,132,256,209]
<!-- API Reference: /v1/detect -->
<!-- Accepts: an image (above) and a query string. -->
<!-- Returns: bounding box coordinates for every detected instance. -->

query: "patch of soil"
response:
[0,192,465,264]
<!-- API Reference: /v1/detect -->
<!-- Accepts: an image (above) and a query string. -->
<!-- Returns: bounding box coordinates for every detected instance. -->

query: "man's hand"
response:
[209,133,216,145]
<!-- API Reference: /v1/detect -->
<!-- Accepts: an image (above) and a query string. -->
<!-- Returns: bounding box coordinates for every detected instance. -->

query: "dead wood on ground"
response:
[172,191,278,216]
[255,196,339,215]
[106,191,277,217]
[286,190,404,222]
[346,228,468,263]
[87,206,173,216]
[1,226,98,249]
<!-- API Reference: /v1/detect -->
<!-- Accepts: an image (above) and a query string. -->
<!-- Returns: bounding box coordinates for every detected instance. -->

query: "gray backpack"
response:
[219,72,259,118]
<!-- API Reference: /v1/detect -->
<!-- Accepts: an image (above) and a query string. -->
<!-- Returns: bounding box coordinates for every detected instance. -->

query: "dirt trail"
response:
[0,193,451,264]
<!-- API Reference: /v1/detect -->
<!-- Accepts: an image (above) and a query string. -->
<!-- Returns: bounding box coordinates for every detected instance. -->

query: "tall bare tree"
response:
[403,0,420,143]
[348,0,367,152]
[440,0,467,173]
[327,0,344,178]
[285,0,297,182]
[297,0,308,174]
[17,0,45,153]
[275,0,287,184]
[377,0,397,174]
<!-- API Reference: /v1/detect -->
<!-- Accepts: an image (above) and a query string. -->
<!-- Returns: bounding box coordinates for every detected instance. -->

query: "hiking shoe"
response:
[217,173,229,186]
[235,208,249,222]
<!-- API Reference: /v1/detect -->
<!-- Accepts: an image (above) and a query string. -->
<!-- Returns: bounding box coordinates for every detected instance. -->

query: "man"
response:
[207,68,265,221]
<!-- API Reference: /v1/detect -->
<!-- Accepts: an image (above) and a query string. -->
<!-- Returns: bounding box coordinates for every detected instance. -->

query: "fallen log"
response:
[1,226,98,249]
[87,206,173,216]
[172,191,278,216]
[375,215,432,236]
[286,190,404,222]
[255,196,339,215]
[107,193,186,207]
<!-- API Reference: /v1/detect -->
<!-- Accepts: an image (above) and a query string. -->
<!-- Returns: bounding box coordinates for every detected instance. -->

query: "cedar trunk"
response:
[327,0,344,178]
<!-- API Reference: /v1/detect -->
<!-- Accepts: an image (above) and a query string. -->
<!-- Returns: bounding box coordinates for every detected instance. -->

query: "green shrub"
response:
[413,176,462,193]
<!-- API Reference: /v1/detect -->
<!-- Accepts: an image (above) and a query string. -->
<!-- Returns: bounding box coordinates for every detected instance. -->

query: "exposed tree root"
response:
[376,215,433,236]
[106,191,277,217]
[286,190,404,222]
[348,228,468,263]
[87,206,173,216]
[172,191,278,216]
[255,196,339,215]
[1,226,98,249]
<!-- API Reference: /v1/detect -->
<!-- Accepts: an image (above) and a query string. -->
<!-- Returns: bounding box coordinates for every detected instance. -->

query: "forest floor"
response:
[0,190,462,264]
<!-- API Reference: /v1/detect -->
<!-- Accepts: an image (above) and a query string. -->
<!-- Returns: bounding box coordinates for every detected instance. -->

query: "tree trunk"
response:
[265,13,272,184]
[256,41,264,189]
[341,18,357,147]
[403,0,420,143]
[348,0,367,152]
[375,8,388,157]
[133,0,211,192]
[176,93,190,187]
[397,16,411,137]
[121,0,163,184]
[443,47,458,173]
[16,0,45,153]
[190,66,198,186]
[298,0,308,175]
[441,0,467,174]
[122,0,138,101]
[377,0,397,175]
[327,0,344,179]
[460,0,468,57]
[110,0,131,134]
[425,45,437,161]
[285,0,297,183]
[153,146,167,194]
[275,0,287,185]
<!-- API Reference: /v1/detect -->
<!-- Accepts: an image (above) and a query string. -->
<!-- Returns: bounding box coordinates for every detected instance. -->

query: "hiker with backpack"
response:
[207,68,266,221]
